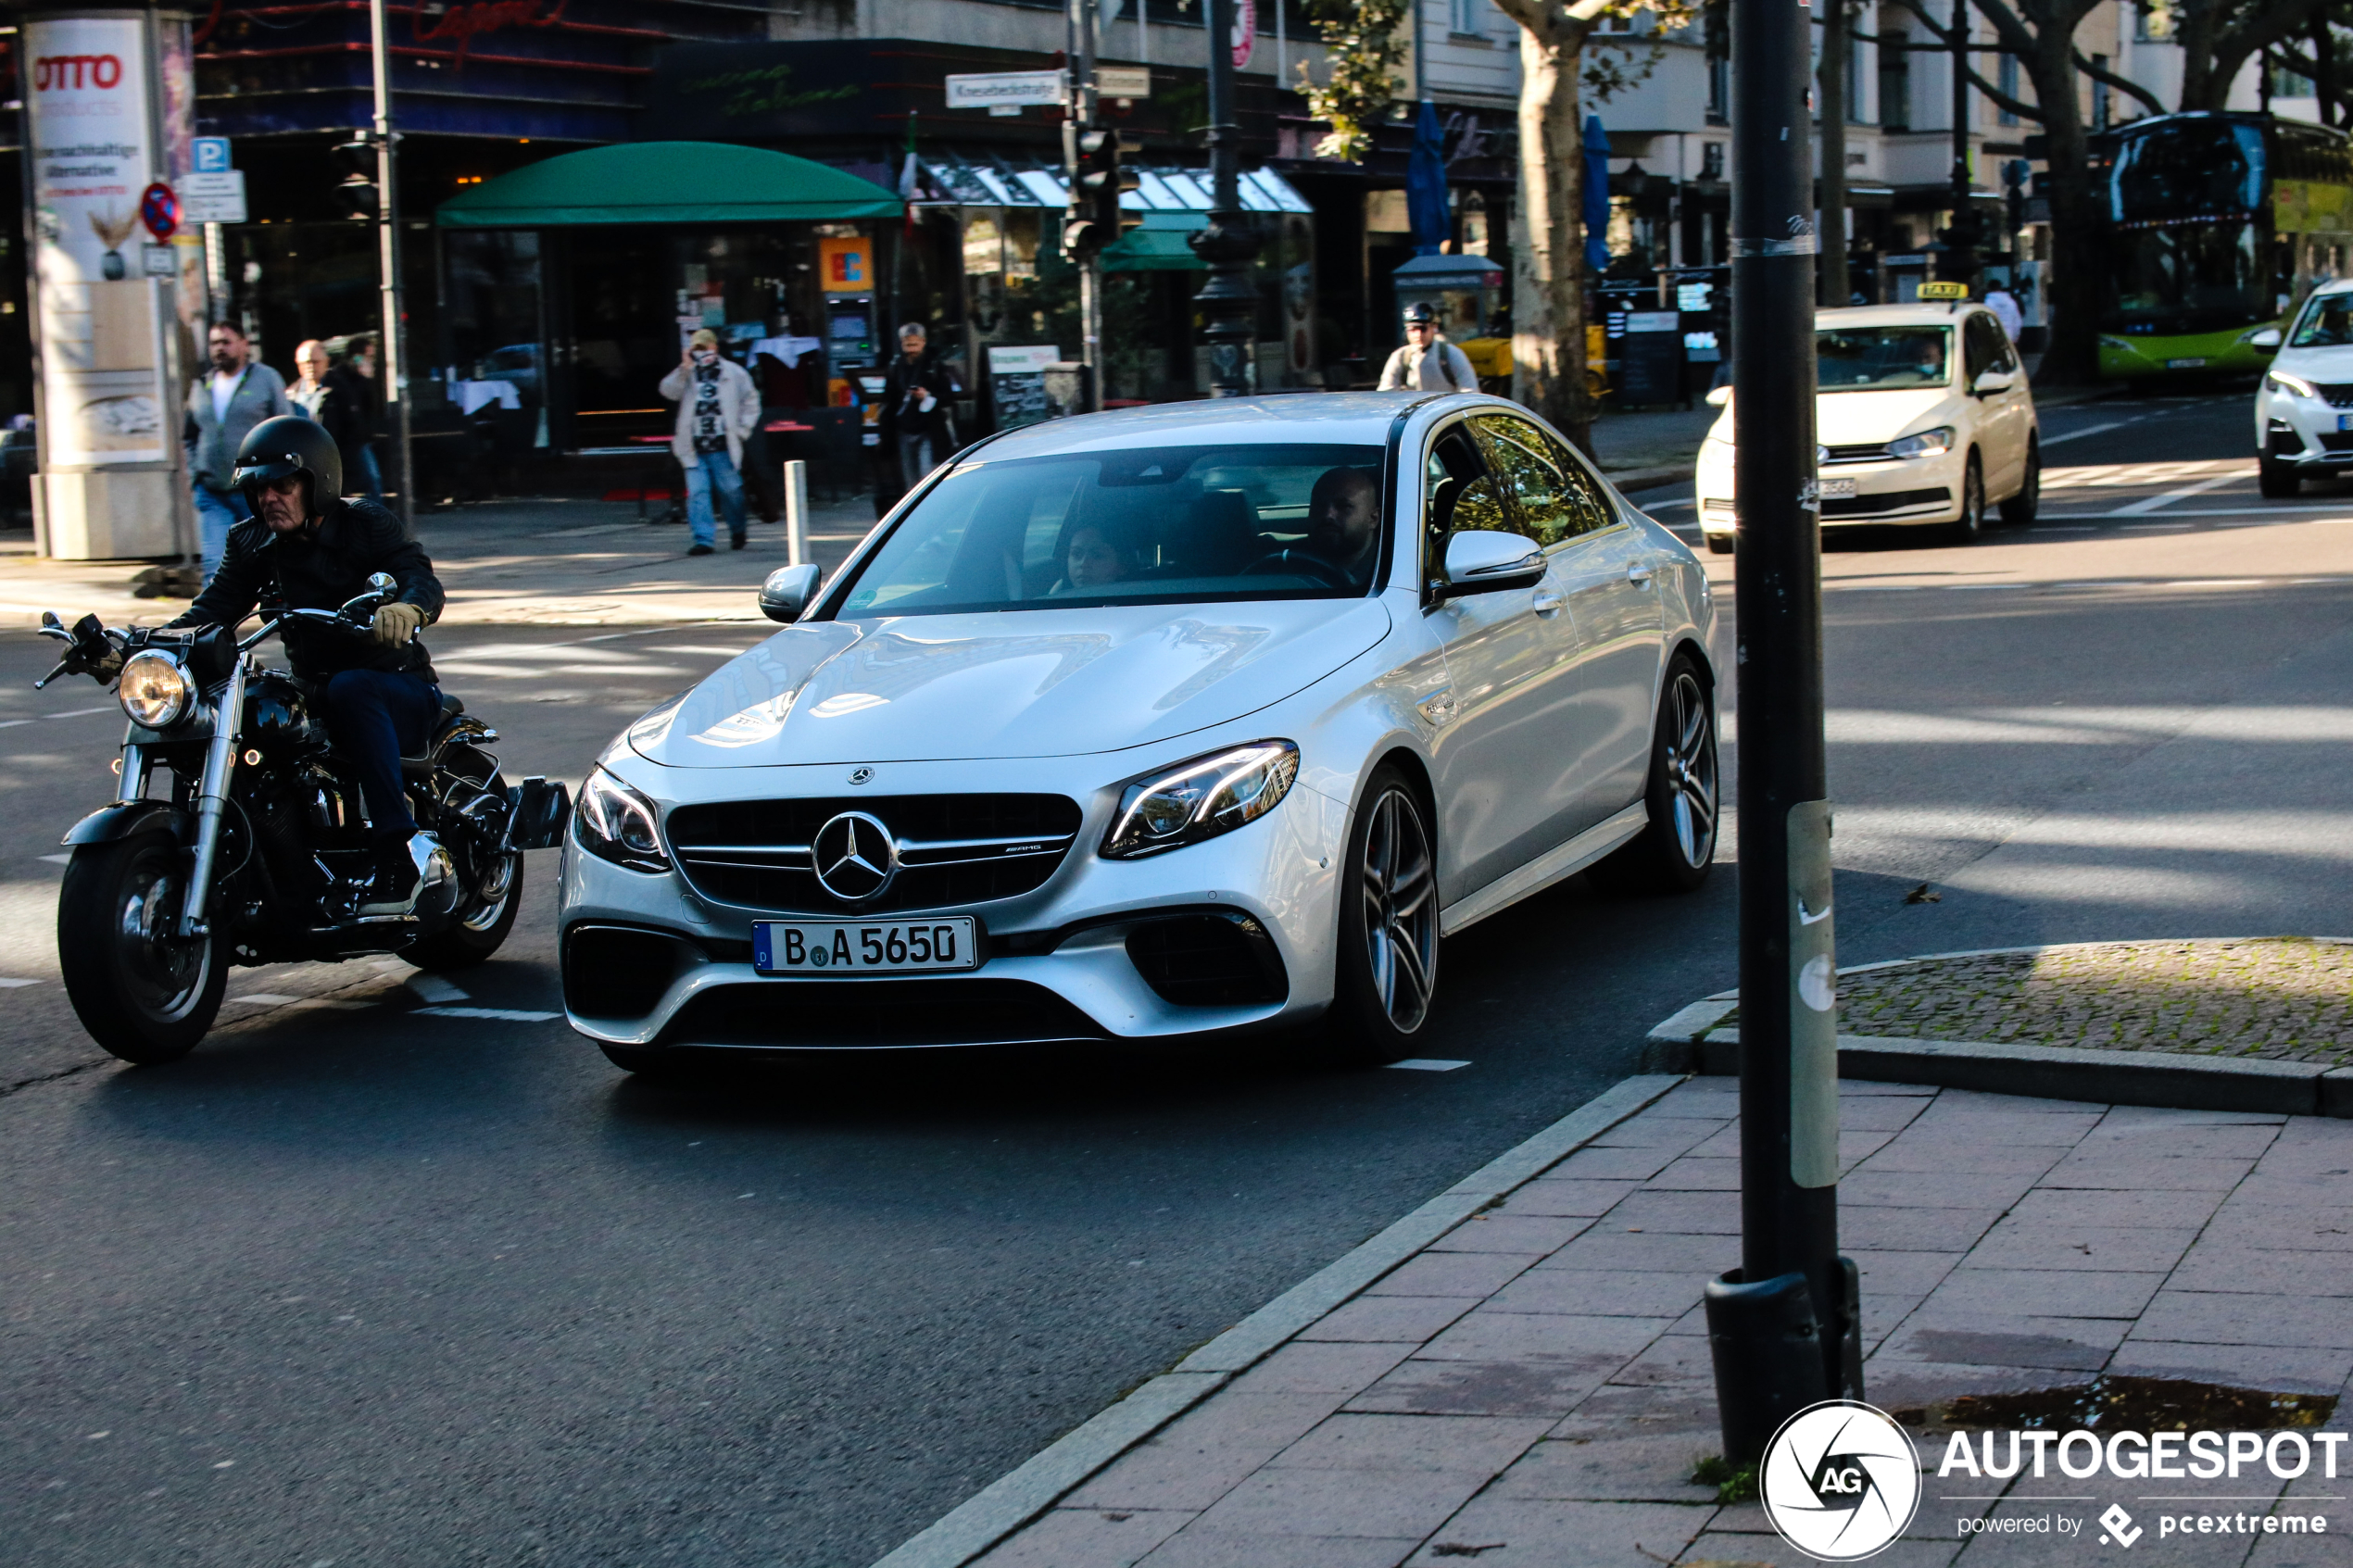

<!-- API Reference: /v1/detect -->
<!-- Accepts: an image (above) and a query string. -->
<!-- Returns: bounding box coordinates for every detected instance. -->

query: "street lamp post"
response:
[368,0,413,530]
[1703,0,1862,1467]
[1189,0,1259,395]
[1938,4,1984,292]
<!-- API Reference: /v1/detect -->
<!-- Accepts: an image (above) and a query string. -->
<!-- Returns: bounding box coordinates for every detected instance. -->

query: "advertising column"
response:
[22,8,195,560]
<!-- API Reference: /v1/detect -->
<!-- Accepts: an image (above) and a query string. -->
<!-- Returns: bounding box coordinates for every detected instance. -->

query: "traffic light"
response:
[333,133,379,220]
[1063,128,1139,258]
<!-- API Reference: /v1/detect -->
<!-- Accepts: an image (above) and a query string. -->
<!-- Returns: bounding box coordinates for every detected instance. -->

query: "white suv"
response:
[1694,301,2042,552]
[2255,279,2353,497]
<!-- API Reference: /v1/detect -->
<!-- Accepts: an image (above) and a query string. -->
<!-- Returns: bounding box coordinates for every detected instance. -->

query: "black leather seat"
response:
[399,691,468,774]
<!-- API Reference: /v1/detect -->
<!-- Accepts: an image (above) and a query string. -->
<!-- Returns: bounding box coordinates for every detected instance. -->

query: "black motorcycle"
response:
[37,574,569,1064]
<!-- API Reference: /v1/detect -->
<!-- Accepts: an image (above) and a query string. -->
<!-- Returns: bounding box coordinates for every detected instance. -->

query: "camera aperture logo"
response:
[1763,1400,1924,1561]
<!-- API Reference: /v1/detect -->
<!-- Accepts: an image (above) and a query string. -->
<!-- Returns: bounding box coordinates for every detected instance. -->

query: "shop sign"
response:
[415,0,571,71]
[1098,66,1151,100]
[1231,0,1255,68]
[819,235,874,293]
[946,70,1066,110]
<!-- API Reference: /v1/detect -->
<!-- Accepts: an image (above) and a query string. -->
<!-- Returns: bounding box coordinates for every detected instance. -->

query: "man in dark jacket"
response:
[876,322,960,493]
[170,415,445,909]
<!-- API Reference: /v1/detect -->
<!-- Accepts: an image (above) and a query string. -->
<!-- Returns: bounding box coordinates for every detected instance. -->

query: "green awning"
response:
[437,142,902,228]
[1102,211,1206,273]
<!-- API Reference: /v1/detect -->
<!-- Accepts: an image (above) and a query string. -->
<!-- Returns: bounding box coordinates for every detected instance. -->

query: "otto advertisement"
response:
[25,16,170,467]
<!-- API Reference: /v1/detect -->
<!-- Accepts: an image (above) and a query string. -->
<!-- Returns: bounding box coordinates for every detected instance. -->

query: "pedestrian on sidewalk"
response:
[184,321,291,582]
[1378,303,1478,392]
[339,335,387,501]
[659,328,759,556]
[877,322,959,496]
[1985,282,2025,345]
[289,340,381,502]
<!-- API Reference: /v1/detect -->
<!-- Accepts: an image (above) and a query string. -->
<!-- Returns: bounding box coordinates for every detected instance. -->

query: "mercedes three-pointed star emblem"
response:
[811,810,898,902]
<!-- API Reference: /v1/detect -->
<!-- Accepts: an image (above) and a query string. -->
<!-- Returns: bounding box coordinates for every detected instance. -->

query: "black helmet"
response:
[232,415,341,518]
[1401,301,1437,326]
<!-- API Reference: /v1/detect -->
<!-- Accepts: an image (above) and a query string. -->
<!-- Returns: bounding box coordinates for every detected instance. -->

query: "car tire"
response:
[2259,458,2302,498]
[1587,654,1719,897]
[1997,438,2040,526]
[1324,767,1440,1065]
[1946,452,1986,544]
[1705,532,1734,555]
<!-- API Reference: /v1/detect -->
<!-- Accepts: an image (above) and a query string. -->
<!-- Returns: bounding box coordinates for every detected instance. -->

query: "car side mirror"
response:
[1438,530,1545,600]
[2249,327,2284,351]
[1971,368,2018,396]
[759,563,822,624]
[1705,384,1732,408]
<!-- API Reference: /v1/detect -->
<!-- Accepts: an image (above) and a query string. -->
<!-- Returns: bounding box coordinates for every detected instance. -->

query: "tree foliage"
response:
[1296,0,1416,162]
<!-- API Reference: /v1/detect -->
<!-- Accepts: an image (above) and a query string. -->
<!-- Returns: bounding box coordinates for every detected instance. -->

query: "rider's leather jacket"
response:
[171,497,444,683]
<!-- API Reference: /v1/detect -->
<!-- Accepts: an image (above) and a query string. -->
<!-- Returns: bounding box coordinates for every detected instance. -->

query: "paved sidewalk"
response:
[967,1076,2353,1567]
[0,490,879,628]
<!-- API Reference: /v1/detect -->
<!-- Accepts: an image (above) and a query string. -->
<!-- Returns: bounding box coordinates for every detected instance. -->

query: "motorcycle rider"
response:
[162,416,447,912]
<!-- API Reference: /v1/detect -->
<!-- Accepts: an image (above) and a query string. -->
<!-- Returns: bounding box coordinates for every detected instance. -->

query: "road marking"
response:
[2031,526,2096,533]
[226,993,300,1006]
[411,1006,560,1022]
[2036,418,2135,447]
[38,853,69,864]
[2119,522,2196,531]
[1388,1059,1471,1072]
[0,977,40,987]
[2113,472,2245,514]
[406,973,469,1005]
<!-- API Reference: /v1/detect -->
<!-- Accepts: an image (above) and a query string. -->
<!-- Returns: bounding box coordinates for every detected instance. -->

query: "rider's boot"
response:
[359,832,457,917]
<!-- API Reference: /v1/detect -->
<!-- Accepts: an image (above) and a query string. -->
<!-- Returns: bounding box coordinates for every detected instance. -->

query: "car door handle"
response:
[1626,562,1655,586]
[1532,592,1564,618]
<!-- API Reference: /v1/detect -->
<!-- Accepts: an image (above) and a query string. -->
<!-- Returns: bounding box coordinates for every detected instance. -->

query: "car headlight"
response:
[573,766,671,873]
[2267,370,2320,399]
[1101,741,1300,860]
[1886,426,1955,459]
[117,651,192,728]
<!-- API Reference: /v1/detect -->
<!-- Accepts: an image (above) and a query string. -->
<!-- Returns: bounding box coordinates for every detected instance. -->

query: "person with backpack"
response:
[1378,302,1478,392]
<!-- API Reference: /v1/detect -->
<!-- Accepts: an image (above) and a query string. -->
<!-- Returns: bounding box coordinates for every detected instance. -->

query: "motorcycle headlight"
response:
[1886,426,1955,459]
[2267,370,2321,400]
[117,651,192,728]
[1101,741,1300,860]
[573,766,671,873]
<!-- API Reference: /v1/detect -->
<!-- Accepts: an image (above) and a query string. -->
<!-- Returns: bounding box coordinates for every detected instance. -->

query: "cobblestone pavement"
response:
[971,1077,2353,1567]
[1732,940,2353,1066]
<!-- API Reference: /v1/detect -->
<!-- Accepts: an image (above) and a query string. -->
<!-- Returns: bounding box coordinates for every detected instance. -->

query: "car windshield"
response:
[2292,293,2353,347]
[1817,326,1954,390]
[829,444,1389,618]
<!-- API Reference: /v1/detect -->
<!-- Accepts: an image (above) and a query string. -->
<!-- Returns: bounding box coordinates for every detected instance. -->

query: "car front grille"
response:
[2320,432,2353,454]
[1821,443,1889,464]
[661,978,1107,1047]
[2315,383,2353,408]
[1822,486,1950,519]
[664,793,1085,914]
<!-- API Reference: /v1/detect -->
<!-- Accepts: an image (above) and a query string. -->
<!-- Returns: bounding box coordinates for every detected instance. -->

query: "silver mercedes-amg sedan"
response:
[559,392,1719,1073]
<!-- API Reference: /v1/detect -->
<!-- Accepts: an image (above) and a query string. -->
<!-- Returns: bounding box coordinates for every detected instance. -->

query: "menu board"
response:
[988,345,1060,432]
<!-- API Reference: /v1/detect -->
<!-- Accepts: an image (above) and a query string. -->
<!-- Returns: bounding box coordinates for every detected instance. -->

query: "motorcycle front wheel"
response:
[58,830,227,1064]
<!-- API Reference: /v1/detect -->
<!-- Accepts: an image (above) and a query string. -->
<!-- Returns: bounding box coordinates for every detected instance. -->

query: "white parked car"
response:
[559,394,1719,1073]
[1694,301,2041,552]
[2255,279,2353,497]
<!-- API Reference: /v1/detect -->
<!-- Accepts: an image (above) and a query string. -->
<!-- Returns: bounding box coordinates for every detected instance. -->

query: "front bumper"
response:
[2256,384,2353,470]
[1695,445,1961,534]
[557,752,1351,1051]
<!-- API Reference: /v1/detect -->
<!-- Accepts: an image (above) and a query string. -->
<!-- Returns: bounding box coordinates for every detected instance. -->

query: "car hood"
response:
[2276,345,2353,383]
[1705,388,1959,447]
[628,598,1393,767]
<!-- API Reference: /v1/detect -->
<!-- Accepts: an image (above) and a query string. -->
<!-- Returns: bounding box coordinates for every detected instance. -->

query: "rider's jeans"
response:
[323,669,439,839]
[684,446,747,547]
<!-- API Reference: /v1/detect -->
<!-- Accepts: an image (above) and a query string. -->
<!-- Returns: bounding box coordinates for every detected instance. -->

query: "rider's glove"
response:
[372,600,427,648]
[86,647,122,683]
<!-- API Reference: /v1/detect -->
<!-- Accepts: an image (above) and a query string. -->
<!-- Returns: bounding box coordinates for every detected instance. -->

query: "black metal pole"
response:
[1818,0,1848,308]
[1189,0,1258,395]
[1941,4,1982,291]
[1703,0,1859,1467]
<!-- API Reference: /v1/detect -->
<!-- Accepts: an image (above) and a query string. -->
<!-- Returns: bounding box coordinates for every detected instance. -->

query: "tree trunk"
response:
[1506,21,1593,451]
[2032,60,2102,385]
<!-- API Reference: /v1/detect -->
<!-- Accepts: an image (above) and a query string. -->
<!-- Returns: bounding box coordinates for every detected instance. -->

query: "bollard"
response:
[784,459,810,567]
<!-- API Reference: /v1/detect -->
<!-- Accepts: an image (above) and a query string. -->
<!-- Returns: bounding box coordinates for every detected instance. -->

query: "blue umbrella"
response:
[1582,114,1612,274]
[1407,101,1449,257]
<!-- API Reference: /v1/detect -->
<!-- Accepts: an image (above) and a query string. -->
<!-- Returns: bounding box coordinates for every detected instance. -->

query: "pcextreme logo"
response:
[1762,1400,1924,1562]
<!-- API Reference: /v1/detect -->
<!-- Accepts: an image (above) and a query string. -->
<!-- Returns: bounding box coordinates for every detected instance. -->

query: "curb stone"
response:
[865,1072,1688,1568]
[1639,938,2353,1115]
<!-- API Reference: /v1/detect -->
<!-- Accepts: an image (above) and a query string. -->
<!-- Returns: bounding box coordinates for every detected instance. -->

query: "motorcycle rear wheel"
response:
[58,830,227,1064]
[407,850,523,972]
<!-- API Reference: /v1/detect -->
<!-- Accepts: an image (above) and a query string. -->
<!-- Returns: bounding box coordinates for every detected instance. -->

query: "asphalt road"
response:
[5,391,2351,1567]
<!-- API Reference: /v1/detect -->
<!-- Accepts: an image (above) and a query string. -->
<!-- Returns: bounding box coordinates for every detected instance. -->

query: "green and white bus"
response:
[2092,111,2353,383]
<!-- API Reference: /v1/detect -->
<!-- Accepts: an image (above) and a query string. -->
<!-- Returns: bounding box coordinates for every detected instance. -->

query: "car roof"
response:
[967,392,1434,461]
[2306,278,2353,300]
[1816,302,1990,327]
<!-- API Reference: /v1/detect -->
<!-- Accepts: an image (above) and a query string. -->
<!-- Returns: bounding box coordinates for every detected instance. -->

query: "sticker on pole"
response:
[1761,1400,1921,1561]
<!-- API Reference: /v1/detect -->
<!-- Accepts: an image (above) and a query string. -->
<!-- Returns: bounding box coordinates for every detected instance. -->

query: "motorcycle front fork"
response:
[175,660,246,939]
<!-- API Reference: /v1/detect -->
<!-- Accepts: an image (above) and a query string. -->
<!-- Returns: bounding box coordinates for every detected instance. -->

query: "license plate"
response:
[752,917,979,975]
[1819,478,1856,498]
[2167,357,2208,370]
[2336,414,2353,433]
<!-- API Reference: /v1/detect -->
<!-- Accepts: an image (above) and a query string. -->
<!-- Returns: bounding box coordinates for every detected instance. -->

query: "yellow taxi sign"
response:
[1918,282,1970,301]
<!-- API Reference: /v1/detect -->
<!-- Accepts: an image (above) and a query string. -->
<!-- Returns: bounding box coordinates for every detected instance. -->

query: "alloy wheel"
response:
[1660,670,1718,870]
[1359,785,1437,1033]
[112,846,211,1022]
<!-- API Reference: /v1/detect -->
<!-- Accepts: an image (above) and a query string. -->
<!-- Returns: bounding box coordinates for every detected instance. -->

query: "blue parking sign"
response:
[192,137,232,174]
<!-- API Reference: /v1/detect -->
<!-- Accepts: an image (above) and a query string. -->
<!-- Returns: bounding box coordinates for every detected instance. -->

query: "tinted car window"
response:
[1423,425,1514,583]
[1470,413,1614,546]
[830,444,1389,618]
[1818,326,1952,389]
[2293,293,2353,346]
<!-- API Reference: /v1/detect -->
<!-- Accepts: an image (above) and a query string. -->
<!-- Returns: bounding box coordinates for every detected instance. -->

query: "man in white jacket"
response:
[1378,302,1478,392]
[659,328,760,555]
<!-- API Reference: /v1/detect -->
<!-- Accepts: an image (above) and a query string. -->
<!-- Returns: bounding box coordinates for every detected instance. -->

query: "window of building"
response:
[1879,29,1910,130]
[2093,54,2111,131]
[1997,52,2020,126]
[1705,3,1730,124]
[1848,31,1867,122]
[1448,0,1483,35]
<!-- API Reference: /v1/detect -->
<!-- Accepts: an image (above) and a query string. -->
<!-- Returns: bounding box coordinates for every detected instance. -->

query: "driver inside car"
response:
[1304,466,1380,581]
[166,414,448,913]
